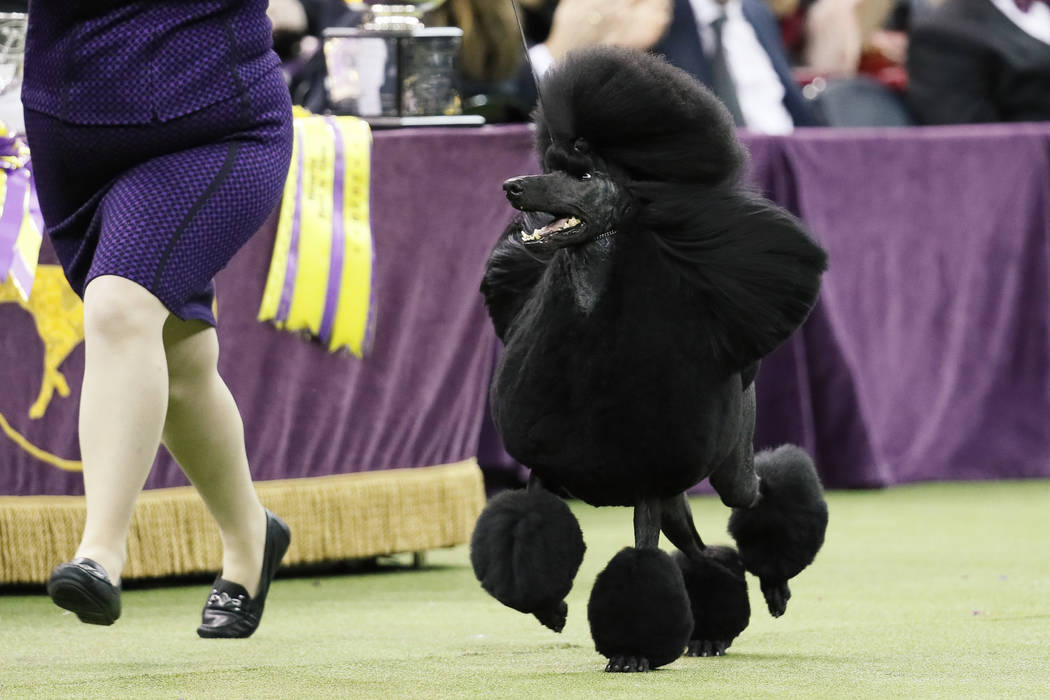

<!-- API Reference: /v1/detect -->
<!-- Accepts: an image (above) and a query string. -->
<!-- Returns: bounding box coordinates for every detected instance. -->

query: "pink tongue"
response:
[537,217,571,236]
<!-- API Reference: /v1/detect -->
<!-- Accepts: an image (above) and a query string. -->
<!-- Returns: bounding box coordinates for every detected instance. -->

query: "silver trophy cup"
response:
[324,0,484,126]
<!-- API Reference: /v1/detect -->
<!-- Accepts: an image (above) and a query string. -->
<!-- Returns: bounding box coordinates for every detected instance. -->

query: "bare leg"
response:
[161,316,266,596]
[660,493,705,560]
[708,383,760,509]
[74,275,171,584]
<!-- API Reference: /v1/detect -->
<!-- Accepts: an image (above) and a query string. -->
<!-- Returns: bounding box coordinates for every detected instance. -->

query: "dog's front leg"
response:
[588,497,693,672]
[469,474,585,633]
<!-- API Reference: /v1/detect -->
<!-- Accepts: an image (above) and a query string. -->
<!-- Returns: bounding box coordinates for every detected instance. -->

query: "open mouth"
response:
[519,210,584,244]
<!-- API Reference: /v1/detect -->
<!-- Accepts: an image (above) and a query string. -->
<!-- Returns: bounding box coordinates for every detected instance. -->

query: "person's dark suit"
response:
[518,0,818,126]
[907,0,1050,124]
[655,0,819,126]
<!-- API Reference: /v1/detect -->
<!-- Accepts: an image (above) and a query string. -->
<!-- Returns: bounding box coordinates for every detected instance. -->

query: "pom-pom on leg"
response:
[673,545,750,657]
[470,487,585,632]
[588,547,693,672]
[728,444,828,617]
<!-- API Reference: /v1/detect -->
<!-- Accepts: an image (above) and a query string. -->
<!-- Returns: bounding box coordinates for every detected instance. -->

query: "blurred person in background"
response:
[907,0,1050,123]
[430,0,528,121]
[522,0,819,132]
[777,0,904,76]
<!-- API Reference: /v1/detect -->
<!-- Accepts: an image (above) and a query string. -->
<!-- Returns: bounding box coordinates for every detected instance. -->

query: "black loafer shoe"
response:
[197,509,291,639]
[47,557,121,625]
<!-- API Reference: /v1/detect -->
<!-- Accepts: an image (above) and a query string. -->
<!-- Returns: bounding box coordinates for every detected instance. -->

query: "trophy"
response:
[0,13,26,132]
[324,1,484,127]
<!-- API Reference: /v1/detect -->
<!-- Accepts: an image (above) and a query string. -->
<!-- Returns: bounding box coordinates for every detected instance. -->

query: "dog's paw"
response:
[761,578,791,617]
[686,639,729,657]
[604,656,652,673]
[533,600,568,633]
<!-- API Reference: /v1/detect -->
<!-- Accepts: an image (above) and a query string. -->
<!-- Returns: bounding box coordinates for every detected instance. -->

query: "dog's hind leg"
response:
[470,474,585,632]
[587,498,693,672]
[727,444,828,617]
[716,383,829,617]
[661,493,751,657]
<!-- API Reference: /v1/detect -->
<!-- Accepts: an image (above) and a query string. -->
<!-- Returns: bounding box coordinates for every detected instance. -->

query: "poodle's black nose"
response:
[503,177,525,198]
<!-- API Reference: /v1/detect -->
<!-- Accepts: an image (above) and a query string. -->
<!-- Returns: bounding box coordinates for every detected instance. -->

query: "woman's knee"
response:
[83,275,169,343]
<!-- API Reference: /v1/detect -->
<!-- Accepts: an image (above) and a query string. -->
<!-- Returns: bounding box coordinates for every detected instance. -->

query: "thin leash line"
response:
[509,0,544,106]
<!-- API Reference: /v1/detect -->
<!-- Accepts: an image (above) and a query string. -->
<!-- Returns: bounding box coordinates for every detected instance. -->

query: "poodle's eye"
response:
[580,172,592,180]
[573,138,590,154]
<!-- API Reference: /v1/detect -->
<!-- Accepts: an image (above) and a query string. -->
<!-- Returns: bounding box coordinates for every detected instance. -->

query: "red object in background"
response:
[792,50,908,93]
[779,11,807,56]
[783,14,909,92]
[859,48,908,90]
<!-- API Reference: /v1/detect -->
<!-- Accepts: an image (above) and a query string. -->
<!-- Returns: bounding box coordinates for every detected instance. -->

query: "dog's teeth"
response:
[566,217,580,226]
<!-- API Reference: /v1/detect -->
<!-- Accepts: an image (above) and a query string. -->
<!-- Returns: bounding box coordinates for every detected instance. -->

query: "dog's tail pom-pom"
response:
[728,445,828,586]
[470,488,585,630]
[588,547,694,669]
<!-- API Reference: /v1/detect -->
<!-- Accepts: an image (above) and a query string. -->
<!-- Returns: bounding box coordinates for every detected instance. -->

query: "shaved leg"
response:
[74,275,171,584]
[709,383,760,509]
[160,316,266,596]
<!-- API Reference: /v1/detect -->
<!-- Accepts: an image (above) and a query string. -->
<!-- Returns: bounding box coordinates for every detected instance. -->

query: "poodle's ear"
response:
[481,218,552,342]
[651,192,827,372]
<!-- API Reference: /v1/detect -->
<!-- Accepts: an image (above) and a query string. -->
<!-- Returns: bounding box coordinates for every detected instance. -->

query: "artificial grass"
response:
[1,480,1049,699]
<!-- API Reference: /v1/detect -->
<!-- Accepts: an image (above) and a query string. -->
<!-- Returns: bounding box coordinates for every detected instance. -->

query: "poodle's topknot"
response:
[533,45,746,185]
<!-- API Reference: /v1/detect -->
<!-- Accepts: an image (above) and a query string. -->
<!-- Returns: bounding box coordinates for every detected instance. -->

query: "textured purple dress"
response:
[21,0,294,325]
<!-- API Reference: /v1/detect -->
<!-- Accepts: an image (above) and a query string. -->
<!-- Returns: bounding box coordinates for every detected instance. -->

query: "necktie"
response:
[710,13,746,127]
[1015,0,1044,10]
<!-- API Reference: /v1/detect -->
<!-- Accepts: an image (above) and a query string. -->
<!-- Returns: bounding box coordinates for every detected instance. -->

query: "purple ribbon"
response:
[0,168,29,284]
[8,245,34,295]
[0,136,20,164]
[319,116,347,346]
[276,125,306,323]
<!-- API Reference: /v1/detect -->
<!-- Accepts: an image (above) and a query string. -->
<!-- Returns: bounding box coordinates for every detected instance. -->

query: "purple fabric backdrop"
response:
[3,123,1049,497]
[775,124,1050,485]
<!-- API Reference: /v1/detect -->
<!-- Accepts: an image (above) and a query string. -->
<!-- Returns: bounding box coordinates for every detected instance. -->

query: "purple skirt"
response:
[23,68,293,325]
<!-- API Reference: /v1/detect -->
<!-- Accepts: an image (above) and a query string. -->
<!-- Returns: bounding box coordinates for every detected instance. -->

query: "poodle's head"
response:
[503,45,746,251]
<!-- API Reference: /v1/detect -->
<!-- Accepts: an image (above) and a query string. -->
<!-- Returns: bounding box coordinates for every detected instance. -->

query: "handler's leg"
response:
[73,275,172,584]
[160,316,267,596]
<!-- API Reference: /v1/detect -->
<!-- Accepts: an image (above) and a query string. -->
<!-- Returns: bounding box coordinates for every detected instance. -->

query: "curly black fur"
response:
[728,445,829,583]
[483,47,826,507]
[587,547,694,669]
[673,546,750,650]
[470,488,585,628]
[534,46,745,186]
[476,46,828,668]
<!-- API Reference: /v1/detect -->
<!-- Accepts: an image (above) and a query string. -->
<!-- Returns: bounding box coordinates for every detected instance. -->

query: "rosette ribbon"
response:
[0,126,43,302]
[259,109,374,357]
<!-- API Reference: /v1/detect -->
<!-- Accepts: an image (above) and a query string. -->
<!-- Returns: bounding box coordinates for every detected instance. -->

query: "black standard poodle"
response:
[470,45,830,673]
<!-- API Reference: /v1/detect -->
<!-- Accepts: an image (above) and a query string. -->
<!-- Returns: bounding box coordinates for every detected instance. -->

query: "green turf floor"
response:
[2,480,1049,699]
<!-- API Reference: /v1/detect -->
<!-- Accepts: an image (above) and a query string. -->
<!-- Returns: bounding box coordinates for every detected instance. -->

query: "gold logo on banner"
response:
[0,264,84,471]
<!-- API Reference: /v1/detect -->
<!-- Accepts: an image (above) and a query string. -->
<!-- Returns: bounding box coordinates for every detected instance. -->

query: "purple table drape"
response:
[3,123,1049,497]
[770,124,1050,485]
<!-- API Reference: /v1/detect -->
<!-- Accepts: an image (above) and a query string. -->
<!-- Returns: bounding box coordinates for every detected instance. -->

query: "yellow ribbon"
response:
[259,110,374,356]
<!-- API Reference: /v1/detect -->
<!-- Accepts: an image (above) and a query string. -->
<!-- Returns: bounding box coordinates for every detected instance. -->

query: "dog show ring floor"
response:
[1,479,1048,699]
